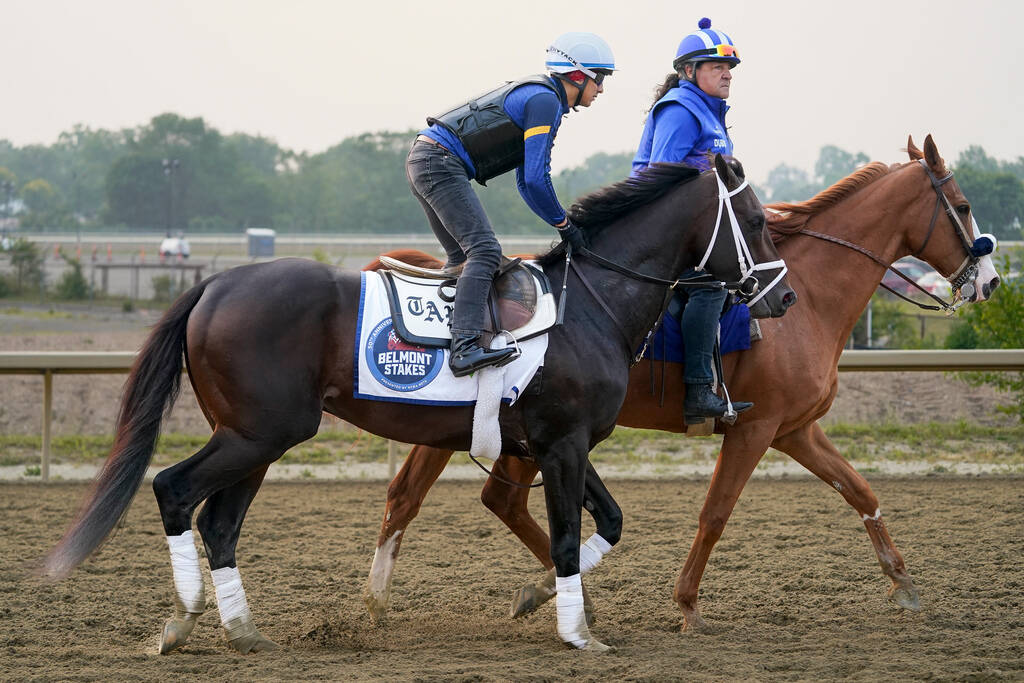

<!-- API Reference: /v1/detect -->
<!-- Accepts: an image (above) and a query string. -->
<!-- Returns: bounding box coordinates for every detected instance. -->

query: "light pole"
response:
[162,158,180,234]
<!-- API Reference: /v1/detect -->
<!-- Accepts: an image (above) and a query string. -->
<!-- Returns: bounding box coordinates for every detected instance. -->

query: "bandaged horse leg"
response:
[365,445,454,622]
[674,427,770,630]
[772,423,920,610]
[196,466,279,653]
[160,530,206,654]
[507,462,620,623]
[538,449,614,652]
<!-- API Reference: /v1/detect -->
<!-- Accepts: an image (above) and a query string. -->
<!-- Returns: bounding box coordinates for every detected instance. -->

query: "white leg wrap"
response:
[555,574,589,648]
[166,531,205,613]
[578,533,613,575]
[211,566,256,641]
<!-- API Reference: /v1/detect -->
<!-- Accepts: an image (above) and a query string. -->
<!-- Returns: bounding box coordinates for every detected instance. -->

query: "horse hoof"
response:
[680,605,707,632]
[228,630,280,654]
[581,638,616,653]
[364,593,388,625]
[159,613,200,654]
[888,583,921,611]
[510,582,555,619]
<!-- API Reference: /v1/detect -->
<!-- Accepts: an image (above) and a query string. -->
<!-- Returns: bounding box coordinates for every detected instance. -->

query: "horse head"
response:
[906,135,1001,303]
[700,154,797,318]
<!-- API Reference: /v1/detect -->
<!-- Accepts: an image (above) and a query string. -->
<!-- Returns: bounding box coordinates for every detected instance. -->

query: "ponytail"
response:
[647,72,681,115]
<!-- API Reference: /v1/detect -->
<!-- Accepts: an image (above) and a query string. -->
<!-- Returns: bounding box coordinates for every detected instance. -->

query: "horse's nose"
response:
[782,290,798,310]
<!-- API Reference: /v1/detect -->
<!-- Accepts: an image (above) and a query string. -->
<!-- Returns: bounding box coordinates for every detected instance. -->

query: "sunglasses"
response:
[592,71,609,85]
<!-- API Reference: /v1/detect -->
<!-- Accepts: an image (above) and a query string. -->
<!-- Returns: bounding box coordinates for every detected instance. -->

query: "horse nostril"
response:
[783,291,797,308]
[991,276,1001,292]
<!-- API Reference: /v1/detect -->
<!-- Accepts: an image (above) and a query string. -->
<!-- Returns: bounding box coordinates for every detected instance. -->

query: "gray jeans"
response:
[406,140,502,335]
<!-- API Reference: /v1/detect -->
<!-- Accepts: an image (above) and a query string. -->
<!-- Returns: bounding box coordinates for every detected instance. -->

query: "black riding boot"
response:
[684,383,753,424]
[448,332,517,378]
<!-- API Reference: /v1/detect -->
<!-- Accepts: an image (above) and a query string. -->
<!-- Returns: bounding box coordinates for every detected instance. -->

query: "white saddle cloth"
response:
[354,271,547,406]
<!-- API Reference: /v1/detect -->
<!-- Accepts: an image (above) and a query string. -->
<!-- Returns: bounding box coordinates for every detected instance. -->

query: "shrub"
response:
[55,257,89,300]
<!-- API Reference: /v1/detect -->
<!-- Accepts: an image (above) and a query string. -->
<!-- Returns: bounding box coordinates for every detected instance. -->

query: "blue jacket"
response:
[632,81,731,173]
[420,76,569,225]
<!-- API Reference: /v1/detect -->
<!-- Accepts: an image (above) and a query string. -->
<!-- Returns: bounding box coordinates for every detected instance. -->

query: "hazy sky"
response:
[4,0,1022,184]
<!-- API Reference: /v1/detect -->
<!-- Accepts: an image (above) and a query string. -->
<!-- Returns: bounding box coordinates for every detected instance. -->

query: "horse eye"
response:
[956,204,970,215]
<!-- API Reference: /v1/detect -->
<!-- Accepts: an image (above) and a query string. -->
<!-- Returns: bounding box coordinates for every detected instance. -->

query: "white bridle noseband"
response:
[696,171,788,307]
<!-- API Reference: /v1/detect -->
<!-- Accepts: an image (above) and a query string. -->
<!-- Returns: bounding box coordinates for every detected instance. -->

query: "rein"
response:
[467,452,543,489]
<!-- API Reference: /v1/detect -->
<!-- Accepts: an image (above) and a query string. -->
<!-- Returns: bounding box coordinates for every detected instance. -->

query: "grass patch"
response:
[1,421,1021,469]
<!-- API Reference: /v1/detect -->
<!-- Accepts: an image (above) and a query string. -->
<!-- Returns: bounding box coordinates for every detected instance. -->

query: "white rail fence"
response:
[3,349,1023,482]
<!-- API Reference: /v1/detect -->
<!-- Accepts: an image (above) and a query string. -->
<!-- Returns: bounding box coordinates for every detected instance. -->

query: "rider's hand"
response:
[556,218,587,252]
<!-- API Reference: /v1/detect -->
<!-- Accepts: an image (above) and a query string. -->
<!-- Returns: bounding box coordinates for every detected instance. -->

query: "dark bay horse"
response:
[41,155,795,653]
[363,135,1001,629]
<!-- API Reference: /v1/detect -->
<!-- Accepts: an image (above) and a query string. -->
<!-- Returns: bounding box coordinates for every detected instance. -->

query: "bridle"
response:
[559,167,787,363]
[695,172,788,308]
[791,160,994,315]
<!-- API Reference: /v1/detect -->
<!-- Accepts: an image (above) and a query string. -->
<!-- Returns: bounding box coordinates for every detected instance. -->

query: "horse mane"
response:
[534,163,702,267]
[765,161,894,240]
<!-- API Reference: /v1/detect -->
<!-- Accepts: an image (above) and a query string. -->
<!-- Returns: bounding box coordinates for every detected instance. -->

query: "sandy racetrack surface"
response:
[2,477,1021,681]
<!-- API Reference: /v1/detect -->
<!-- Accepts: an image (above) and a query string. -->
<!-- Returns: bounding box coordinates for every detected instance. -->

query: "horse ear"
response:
[923,134,944,171]
[713,153,733,183]
[906,135,922,161]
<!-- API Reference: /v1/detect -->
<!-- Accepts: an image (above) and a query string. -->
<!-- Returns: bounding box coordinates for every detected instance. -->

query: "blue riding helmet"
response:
[672,18,740,72]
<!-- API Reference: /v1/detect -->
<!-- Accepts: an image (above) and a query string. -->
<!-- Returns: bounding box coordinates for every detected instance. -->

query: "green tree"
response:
[953,164,1024,241]
[763,163,818,202]
[54,256,89,300]
[9,238,44,293]
[814,145,870,187]
[945,251,1024,420]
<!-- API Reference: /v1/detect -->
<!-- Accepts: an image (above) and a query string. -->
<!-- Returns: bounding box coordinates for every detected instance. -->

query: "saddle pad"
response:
[382,265,557,348]
[643,304,752,362]
[355,271,547,406]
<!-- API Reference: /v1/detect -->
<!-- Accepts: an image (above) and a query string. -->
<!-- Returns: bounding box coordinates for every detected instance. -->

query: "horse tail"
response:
[40,279,212,580]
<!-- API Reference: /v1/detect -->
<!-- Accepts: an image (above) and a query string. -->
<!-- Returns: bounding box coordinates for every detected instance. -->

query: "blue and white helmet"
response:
[672,18,740,72]
[545,32,616,79]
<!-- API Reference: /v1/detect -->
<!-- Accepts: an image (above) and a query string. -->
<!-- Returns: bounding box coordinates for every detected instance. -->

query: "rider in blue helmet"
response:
[408,32,615,377]
[632,18,753,425]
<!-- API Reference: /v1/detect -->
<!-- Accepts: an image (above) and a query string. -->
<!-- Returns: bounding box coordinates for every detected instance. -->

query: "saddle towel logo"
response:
[355,271,547,406]
[365,320,444,392]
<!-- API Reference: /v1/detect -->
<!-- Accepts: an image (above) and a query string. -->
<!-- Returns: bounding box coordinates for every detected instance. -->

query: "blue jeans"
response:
[676,281,728,384]
[406,140,501,335]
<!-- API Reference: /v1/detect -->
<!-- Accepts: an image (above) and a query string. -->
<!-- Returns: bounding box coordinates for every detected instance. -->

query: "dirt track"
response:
[2,477,1021,681]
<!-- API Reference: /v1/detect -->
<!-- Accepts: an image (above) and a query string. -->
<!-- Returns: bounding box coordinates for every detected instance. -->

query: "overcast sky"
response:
[4,0,1022,184]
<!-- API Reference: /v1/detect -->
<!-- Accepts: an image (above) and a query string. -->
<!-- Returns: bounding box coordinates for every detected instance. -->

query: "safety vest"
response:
[427,75,558,184]
[634,81,732,171]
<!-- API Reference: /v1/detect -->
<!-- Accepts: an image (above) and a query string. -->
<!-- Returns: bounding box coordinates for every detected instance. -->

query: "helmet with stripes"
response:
[545,32,616,79]
[673,18,740,72]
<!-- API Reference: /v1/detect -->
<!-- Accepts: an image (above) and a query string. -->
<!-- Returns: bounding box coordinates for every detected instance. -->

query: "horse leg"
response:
[507,462,622,623]
[772,422,920,610]
[365,444,454,623]
[537,446,613,652]
[674,429,770,630]
[194,466,279,654]
[152,427,295,654]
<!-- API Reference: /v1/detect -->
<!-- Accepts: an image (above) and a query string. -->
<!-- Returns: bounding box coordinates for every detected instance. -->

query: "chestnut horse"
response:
[41,156,795,653]
[363,135,1001,629]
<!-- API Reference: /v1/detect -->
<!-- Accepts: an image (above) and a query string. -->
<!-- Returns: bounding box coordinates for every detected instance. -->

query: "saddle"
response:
[377,254,557,348]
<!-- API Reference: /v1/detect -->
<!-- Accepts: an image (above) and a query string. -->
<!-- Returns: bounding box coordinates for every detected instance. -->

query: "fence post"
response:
[42,370,52,482]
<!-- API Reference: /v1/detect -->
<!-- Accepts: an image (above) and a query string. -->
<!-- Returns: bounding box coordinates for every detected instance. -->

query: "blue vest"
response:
[633,81,731,171]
